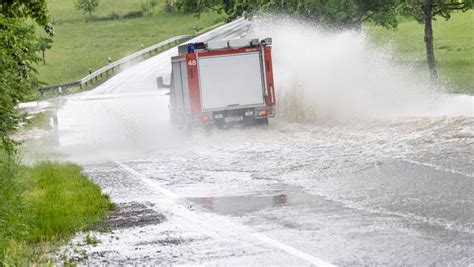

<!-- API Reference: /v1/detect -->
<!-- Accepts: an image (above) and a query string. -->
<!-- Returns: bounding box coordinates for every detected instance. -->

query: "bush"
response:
[94,11,120,22]
[122,10,144,19]
[109,11,120,20]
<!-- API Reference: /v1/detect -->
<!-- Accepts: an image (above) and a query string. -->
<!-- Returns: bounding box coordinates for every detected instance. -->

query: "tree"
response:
[37,37,53,65]
[175,0,400,29]
[0,0,51,153]
[163,0,173,12]
[265,0,400,29]
[400,0,472,79]
[75,0,99,20]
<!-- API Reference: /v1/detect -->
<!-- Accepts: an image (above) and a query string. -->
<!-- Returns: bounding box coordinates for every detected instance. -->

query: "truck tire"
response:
[256,118,269,126]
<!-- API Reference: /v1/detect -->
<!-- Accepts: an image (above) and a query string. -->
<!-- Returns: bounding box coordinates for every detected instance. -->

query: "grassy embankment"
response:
[366,11,473,94]
[36,0,226,86]
[0,150,113,264]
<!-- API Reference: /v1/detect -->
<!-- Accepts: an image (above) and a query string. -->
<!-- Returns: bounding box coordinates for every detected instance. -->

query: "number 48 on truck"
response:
[157,37,276,129]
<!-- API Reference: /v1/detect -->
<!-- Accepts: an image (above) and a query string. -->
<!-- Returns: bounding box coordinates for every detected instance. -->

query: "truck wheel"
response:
[256,118,269,126]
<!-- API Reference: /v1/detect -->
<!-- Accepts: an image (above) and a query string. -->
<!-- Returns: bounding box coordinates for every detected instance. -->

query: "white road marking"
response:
[402,159,473,178]
[115,161,178,199]
[114,160,336,267]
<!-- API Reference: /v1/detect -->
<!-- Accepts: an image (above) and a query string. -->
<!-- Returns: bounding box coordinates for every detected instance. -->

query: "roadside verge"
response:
[0,151,113,265]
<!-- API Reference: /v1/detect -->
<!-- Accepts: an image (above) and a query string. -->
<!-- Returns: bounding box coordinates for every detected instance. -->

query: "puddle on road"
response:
[186,190,319,216]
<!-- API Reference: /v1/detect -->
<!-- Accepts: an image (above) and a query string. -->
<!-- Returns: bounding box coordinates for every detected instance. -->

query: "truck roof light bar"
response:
[261,38,272,46]
[187,43,195,53]
[206,40,228,50]
[179,38,270,55]
[228,38,252,48]
[179,42,205,55]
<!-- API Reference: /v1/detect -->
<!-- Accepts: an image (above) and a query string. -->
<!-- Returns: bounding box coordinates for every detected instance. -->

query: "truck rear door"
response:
[198,52,265,111]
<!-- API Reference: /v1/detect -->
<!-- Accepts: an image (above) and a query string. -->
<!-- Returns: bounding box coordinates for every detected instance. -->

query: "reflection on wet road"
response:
[188,194,290,216]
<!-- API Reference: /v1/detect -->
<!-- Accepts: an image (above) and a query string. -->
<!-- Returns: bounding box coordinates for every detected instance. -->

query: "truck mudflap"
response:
[191,107,275,128]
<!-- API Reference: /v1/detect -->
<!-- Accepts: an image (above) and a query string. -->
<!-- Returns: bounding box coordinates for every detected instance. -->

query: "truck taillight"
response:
[258,109,269,117]
[201,115,210,122]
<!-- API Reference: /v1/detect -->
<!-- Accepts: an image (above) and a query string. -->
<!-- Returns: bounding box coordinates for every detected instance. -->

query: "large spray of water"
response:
[250,16,473,122]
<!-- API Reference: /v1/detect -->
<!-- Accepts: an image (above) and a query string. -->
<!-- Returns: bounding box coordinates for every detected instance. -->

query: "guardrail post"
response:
[52,110,59,146]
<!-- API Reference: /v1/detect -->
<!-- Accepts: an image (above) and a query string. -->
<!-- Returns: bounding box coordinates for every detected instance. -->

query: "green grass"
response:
[36,0,226,86]
[0,151,113,264]
[25,163,112,242]
[48,0,145,23]
[25,111,53,131]
[366,11,474,94]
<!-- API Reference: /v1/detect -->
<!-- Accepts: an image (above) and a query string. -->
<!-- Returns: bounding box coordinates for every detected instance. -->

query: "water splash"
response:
[249,15,473,122]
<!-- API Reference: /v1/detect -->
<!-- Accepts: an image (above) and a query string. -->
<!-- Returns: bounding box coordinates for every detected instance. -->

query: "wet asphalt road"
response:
[56,118,473,265]
[52,19,474,265]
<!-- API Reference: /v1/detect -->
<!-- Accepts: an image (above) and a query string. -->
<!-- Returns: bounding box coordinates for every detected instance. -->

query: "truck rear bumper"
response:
[192,107,275,127]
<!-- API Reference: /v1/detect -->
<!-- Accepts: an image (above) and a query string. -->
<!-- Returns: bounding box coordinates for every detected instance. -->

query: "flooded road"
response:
[50,19,473,265]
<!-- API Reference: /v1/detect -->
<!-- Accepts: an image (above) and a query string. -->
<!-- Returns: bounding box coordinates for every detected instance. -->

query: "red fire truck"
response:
[157,38,276,129]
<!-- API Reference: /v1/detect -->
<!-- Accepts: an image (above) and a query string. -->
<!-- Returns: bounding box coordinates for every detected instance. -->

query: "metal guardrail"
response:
[39,81,81,93]
[39,34,194,96]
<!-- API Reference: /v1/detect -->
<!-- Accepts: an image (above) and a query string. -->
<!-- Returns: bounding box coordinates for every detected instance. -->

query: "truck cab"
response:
[158,38,276,129]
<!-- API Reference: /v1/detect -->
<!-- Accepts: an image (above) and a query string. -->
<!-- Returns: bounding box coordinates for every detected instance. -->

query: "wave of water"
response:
[249,16,473,122]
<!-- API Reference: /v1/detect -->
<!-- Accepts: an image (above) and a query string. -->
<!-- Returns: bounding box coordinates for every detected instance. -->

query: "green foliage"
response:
[0,0,52,33]
[399,0,472,22]
[37,37,53,65]
[123,10,144,19]
[163,0,173,12]
[266,0,401,29]
[0,0,52,154]
[175,0,401,29]
[0,152,28,262]
[75,0,100,20]
[0,18,39,154]
[48,0,145,23]
[0,157,113,264]
[141,0,160,15]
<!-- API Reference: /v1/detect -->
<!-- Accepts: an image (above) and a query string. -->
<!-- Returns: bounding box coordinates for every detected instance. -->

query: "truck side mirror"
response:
[156,76,170,89]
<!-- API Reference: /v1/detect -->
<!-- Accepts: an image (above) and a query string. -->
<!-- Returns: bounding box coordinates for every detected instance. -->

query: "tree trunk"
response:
[423,0,438,79]
[42,50,45,65]
[164,0,172,12]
